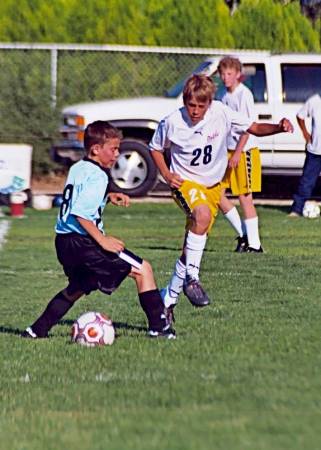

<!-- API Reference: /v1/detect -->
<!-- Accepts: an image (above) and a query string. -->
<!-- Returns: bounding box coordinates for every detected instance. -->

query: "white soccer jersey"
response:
[220,83,257,151]
[297,94,321,155]
[149,101,252,187]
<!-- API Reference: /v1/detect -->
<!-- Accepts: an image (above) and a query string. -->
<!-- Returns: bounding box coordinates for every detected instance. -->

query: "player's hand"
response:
[108,192,130,207]
[164,172,184,189]
[99,235,125,253]
[228,153,241,168]
[279,118,294,133]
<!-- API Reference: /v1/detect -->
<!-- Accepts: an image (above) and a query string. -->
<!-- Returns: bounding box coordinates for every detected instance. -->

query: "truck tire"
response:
[109,139,158,197]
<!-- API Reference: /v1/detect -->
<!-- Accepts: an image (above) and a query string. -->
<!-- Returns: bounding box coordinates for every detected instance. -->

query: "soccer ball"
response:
[302,201,320,219]
[71,311,115,347]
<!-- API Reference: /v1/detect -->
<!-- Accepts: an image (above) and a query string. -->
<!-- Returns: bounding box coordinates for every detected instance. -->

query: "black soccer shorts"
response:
[55,233,132,295]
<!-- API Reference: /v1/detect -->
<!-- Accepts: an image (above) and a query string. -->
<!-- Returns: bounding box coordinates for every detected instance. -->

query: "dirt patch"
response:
[31,174,66,195]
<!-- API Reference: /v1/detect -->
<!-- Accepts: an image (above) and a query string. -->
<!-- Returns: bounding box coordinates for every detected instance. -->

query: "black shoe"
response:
[235,235,248,252]
[246,246,264,253]
[148,326,176,339]
[183,276,210,307]
[20,327,48,339]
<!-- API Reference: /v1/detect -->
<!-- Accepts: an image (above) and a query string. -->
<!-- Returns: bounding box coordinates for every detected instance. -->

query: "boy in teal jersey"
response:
[22,121,175,340]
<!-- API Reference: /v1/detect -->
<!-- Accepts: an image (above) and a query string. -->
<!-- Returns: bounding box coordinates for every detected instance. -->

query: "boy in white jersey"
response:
[149,74,293,317]
[218,56,263,252]
[21,121,175,340]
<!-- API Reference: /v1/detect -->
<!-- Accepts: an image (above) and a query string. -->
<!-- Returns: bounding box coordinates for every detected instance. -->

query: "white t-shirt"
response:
[297,94,321,155]
[220,83,257,151]
[149,101,252,187]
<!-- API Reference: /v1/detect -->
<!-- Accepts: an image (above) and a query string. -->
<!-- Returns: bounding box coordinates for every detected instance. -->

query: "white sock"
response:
[162,259,186,307]
[244,216,261,249]
[224,206,244,237]
[185,231,207,281]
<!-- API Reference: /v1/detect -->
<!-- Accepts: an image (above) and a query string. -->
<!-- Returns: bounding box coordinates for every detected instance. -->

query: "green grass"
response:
[0,203,320,450]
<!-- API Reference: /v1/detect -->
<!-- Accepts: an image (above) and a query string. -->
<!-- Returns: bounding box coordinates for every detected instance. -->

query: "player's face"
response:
[185,96,211,125]
[220,67,241,91]
[95,138,120,168]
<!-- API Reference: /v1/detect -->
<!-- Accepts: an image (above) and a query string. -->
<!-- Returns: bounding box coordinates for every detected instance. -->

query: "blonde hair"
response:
[183,74,215,104]
[218,56,242,74]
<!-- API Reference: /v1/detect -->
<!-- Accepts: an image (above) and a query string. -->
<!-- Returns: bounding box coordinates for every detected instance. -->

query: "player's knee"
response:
[192,205,212,229]
[140,259,153,278]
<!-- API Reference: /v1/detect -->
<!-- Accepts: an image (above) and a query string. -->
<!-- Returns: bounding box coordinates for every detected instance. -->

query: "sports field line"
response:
[0,220,10,250]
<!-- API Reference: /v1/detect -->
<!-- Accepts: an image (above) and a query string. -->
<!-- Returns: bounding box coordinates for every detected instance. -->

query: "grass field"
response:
[1,202,321,450]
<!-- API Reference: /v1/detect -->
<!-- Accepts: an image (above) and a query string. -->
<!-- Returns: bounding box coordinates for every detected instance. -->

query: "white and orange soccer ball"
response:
[71,311,115,347]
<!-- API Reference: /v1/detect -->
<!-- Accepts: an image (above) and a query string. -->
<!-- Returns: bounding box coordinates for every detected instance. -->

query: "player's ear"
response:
[91,144,101,156]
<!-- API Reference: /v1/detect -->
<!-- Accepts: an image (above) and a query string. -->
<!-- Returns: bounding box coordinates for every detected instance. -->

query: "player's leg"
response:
[21,285,84,338]
[290,152,321,216]
[220,187,247,252]
[129,260,176,338]
[239,193,262,252]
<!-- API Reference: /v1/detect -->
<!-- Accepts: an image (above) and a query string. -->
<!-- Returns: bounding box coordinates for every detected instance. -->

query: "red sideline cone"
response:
[10,192,26,218]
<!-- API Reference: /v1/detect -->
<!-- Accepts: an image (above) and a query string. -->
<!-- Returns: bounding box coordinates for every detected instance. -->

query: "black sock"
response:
[31,291,74,337]
[138,289,166,331]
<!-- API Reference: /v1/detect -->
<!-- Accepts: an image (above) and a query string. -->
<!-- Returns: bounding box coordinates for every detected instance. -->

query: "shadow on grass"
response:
[0,325,21,336]
[59,319,146,333]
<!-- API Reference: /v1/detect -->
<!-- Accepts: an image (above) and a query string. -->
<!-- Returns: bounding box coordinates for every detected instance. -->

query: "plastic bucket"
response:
[10,192,26,218]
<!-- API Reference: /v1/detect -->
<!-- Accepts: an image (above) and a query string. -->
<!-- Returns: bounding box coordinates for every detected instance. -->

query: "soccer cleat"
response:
[235,235,248,252]
[148,327,176,340]
[20,327,48,339]
[246,246,264,253]
[183,276,210,307]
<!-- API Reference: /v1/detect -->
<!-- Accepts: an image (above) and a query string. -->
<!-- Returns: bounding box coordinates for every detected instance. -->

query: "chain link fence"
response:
[0,43,232,174]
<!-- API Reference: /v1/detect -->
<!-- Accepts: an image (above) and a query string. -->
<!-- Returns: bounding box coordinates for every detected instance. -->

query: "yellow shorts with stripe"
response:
[172,180,222,233]
[221,147,261,195]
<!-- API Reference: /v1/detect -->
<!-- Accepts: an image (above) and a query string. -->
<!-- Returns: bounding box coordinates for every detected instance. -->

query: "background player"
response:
[149,74,293,318]
[22,120,175,340]
[218,56,263,252]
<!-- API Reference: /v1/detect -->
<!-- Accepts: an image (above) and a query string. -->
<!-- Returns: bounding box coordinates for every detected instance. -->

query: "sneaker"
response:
[148,327,176,339]
[288,211,301,217]
[20,327,48,339]
[246,246,264,253]
[235,235,248,252]
[183,276,210,307]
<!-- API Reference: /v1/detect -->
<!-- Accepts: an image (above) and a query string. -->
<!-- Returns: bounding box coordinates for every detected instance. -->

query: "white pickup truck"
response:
[51,51,321,196]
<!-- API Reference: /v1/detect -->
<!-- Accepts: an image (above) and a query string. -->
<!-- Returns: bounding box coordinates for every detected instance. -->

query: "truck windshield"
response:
[165,61,213,98]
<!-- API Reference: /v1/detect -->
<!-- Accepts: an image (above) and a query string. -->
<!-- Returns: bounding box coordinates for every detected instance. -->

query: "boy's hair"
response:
[183,74,216,104]
[218,56,243,74]
[84,120,122,154]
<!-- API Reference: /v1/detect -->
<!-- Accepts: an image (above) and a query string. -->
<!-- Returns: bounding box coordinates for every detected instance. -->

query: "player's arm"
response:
[229,133,249,168]
[248,118,293,136]
[296,116,311,144]
[76,216,125,253]
[151,149,184,189]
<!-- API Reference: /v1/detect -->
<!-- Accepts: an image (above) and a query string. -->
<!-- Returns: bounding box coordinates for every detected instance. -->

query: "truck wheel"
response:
[109,139,158,197]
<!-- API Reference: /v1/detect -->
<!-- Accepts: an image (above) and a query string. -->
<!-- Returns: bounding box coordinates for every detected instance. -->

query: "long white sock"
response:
[185,231,207,281]
[224,206,244,237]
[162,259,186,307]
[244,216,261,249]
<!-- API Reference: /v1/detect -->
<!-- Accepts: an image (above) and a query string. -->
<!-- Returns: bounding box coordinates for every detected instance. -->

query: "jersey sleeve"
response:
[223,104,252,134]
[71,172,107,221]
[297,98,311,120]
[239,89,256,122]
[149,118,170,152]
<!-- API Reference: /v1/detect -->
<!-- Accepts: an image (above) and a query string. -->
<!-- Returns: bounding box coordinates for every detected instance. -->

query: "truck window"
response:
[282,64,321,102]
[215,63,267,103]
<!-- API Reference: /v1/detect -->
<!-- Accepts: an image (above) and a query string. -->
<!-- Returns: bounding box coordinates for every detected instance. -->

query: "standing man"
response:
[289,93,321,217]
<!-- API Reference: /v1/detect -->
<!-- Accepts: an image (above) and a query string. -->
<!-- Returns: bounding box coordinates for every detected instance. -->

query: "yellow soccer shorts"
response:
[172,180,222,233]
[221,147,261,195]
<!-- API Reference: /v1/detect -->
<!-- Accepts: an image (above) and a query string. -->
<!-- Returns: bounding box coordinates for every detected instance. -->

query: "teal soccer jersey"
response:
[56,158,109,235]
